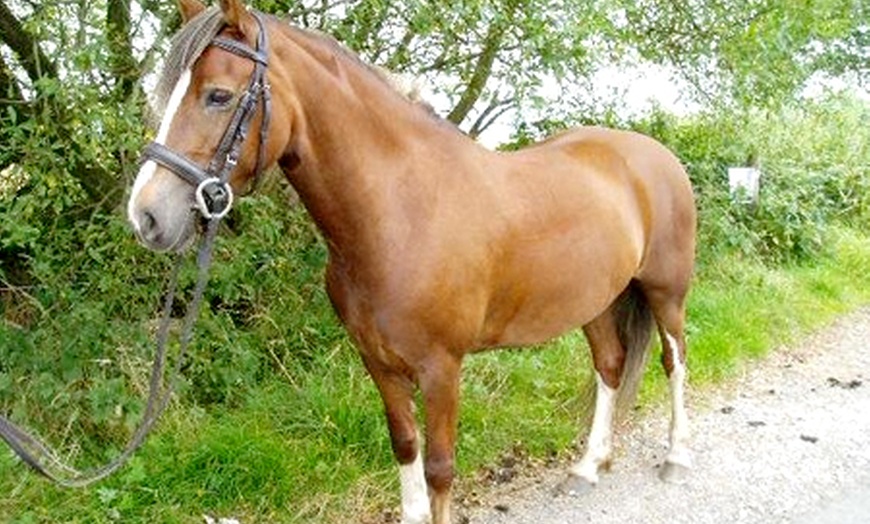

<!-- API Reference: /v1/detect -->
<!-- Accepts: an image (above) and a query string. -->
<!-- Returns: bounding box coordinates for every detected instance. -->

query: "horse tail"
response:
[613,281,655,415]
[578,282,654,427]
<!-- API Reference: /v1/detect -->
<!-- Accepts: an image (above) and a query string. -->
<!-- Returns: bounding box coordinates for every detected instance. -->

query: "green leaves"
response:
[625,94,870,265]
[613,0,868,108]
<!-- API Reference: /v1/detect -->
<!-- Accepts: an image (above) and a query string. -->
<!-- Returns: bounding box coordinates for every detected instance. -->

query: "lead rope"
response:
[0,217,222,487]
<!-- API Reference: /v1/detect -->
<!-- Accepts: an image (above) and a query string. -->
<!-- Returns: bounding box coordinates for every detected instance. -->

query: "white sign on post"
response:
[728,167,761,204]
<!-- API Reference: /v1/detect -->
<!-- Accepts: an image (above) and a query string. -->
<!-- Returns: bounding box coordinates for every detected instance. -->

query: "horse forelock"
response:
[149,6,225,126]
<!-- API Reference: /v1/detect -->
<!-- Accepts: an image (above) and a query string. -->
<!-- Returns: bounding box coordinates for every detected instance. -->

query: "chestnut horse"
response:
[127,1,696,522]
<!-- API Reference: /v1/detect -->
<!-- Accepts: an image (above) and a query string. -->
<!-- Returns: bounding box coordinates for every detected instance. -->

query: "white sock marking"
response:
[399,452,430,524]
[128,69,192,231]
[665,332,691,467]
[571,372,616,483]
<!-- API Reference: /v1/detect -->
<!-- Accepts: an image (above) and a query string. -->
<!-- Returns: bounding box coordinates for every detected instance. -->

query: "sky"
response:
[473,62,701,149]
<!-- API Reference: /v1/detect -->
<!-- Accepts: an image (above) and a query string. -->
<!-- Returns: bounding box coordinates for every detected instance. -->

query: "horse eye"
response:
[205,89,234,108]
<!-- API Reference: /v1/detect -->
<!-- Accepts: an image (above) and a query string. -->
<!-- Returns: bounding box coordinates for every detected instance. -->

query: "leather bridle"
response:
[142,10,272,220]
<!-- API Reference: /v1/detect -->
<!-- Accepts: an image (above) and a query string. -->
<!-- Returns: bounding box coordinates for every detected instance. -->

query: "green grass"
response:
[3,227,870,523]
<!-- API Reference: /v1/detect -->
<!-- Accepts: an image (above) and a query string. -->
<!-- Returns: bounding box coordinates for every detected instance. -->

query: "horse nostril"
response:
[138,209,161,243]
[142,210,156,233]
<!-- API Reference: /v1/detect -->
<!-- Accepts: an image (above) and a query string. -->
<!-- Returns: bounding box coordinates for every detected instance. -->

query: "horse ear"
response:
[219,0,259,44]
[219,0,251,29]
[177,0,206,24]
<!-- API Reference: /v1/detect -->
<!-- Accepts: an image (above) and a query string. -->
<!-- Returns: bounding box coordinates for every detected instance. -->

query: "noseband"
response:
[142,11,272,220]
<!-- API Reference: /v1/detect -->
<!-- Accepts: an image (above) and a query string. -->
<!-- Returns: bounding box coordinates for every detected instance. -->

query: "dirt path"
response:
[462,307,870,524]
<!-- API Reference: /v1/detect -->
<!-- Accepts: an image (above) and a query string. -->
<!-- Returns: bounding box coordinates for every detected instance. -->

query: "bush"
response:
[0,190,344,460]
[632,94,870,265]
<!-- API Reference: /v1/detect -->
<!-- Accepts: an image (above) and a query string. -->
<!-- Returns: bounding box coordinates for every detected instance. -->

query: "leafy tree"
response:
[611,0,869,107]
[254,0,602,136]
[0,0,161,209]
[1,0,867,173]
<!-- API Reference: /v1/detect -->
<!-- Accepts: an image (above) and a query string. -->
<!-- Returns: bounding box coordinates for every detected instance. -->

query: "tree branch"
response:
[0,52,24,104]
[107,0,138,98]
[0,52,31,173]
[384,28,416,70]
[446,19,507,125]
[468,95,515,138]
[0,0,57,81]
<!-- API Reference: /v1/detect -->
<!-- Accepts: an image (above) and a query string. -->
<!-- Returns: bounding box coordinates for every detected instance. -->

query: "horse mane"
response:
[150,7,436,127]
[285,25,438,115]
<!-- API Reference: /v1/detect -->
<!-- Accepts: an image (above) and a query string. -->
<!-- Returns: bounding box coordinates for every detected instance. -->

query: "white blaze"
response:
[127,69,192,230]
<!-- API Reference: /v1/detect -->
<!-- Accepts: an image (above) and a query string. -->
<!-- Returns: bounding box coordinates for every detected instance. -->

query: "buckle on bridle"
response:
[195,178,234,220]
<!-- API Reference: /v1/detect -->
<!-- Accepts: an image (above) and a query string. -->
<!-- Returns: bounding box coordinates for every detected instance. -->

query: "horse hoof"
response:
[553,473,595,497]
[658,461,691,484]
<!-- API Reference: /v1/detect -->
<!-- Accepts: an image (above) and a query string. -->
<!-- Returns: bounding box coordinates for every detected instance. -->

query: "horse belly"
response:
[479,226,640,348]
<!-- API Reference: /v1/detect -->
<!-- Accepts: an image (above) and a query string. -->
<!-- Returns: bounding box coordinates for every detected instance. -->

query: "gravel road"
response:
[462,307,870,524]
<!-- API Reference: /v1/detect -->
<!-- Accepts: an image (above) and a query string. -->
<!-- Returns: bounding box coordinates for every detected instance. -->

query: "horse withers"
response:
[127,1,696,522]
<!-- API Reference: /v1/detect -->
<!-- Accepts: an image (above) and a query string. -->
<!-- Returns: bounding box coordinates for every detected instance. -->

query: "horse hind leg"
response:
[558,289,653,496]
[569,312,623,491]
[644,285,692,483]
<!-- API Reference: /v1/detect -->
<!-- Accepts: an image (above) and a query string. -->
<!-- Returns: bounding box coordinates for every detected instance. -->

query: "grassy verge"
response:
[2,227,870,523]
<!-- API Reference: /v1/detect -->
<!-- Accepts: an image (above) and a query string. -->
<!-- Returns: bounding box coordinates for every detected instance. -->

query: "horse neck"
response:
[270,25,476,255]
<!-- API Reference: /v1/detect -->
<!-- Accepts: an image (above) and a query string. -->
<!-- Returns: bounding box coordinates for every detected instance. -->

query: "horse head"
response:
[127,0,284,252]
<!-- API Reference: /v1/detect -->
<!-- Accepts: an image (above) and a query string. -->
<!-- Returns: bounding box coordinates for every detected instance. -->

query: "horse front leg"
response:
[418,353,462,524]
[362,356,431,524]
